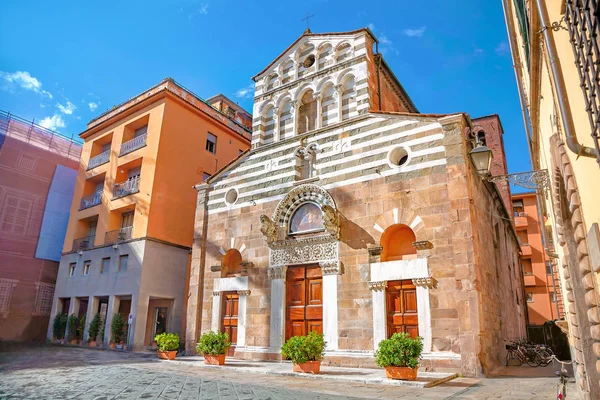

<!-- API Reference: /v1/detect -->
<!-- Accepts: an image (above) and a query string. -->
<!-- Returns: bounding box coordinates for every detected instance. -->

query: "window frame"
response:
[206,132,217,154]
[526,292,534,303]
[100,257,110,274]
[83,261,91,276]
[118,254,128,272]
[69,263,76,277]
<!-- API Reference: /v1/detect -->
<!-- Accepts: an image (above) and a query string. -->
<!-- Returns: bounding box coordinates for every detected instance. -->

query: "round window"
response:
[303,54,316,68]
[387,146,410,169]
[225,188,239,205]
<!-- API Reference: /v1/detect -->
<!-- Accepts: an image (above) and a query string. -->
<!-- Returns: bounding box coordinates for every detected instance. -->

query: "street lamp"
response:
[469,142,493,177]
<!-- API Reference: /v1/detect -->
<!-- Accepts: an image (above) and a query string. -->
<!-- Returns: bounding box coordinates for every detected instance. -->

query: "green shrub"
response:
[52,314,68,340]
[67,314,79,340]
[88,313,101,342]
[374,333,423,369]
[196,331,231,356]
[281,331,326,365]
[78,314,86,340]
[111,313,125,343]
[154,332,180,351]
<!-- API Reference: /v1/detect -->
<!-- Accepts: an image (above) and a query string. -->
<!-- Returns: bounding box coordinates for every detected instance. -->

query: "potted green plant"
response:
[155,332,180,360]
[52,314,67,344]
[67,314,80,344]
[78,314,86,345]
[196,331,231,365]
[110,313,124,349]
[281,331,327,374]
[87,313,101,347]
[375,333,423,380]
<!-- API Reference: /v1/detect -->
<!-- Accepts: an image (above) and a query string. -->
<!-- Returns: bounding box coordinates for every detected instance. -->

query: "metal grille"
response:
[0,278,17,315]
[565,0,600,164]
[34,283,55,315]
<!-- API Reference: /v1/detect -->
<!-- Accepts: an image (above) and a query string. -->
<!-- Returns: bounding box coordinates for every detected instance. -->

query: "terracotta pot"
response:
[70,339,78,345]
[109,343,116,349]
[384,366,418,380]
[88,341,96,347]
[158,350,177,360]
[293,361,321,374]
[204,354,226,365]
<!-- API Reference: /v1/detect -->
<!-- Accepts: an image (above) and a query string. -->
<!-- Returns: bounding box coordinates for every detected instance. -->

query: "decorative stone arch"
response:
[273,183,336,227]
[293,82,317,102]
[335,68,356,86]
[317,41,333,53]
[316,76,335,93]
[549,134,600,395]
[218,237,248,259]
[257,100,275,116]
[373,207,425,241]
[276,93,292,109]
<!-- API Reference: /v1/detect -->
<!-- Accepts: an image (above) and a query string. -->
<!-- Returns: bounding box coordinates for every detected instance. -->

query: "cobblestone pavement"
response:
[0,345,571,399]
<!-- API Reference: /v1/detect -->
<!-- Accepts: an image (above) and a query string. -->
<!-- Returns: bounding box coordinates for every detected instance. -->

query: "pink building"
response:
[0,111,81,341]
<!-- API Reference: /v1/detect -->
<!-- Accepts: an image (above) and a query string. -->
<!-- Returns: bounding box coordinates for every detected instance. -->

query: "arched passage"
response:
[380,224,417,262]
[222,249,242,277]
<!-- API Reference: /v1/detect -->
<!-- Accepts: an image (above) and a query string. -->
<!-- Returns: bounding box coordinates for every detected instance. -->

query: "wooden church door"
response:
[221,292,239,356]
[285,265,323,340]
[386,280,419,338]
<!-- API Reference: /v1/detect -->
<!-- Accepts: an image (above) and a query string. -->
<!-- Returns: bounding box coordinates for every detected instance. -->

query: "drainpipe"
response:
[535,0,597,160]
[375,42,382,111]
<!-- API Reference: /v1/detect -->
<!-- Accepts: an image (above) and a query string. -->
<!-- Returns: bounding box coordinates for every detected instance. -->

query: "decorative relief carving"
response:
[239,261,254,274]
[273,183,336,227]
[237,290,251,296]
[210,265,222,272]
[268,266,288,280]
[368,281,388,291]
[260,215,279,245]
[212,291,221,296]
[322,204,340,239]
[412,277,436,288]
[269,236,338,267]
[319,261,343,275]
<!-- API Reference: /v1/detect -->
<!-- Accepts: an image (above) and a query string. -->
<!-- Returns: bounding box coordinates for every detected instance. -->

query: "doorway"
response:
[386,280,418,338]
[221,292,239,356]
[285,264,323,340]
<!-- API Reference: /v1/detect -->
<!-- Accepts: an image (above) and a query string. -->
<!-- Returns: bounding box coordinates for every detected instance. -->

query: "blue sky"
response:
[0,0,531,174]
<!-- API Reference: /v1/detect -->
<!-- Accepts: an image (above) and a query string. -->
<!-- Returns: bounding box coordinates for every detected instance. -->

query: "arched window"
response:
[318,43,333,70]
[320,83,336,127]
[295,145,317,181]
[289,202,324,234]
[298,43,315,79]
[265,73,278,91]
[380,224,417,262]
[222,249,242,277]
[262,105,275,144]
[335,43,352,63]
[341,75,357,121]
[279,98,293,140]
[298,90,317,134]
[281,60,295,84]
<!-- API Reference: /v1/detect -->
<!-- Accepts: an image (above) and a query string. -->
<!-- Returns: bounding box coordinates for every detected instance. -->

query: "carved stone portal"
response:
[319,261,343,275]
[260,215,279,245]
[412,277,436,288]
[269,235,339,267]
[322,204,340,239]
[368,281,388,291]
[268,266,287,280]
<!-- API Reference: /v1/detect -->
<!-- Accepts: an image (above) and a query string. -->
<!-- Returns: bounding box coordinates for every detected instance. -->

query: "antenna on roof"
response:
[301,12,314,33]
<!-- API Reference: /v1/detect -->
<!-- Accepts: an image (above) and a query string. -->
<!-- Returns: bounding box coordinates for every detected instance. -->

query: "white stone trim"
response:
[213,276,249,292]
[212,277,249,336]
[269,277,285,349]
[211,291,221,332]
[322,274,339,350]
[237,292,248,347]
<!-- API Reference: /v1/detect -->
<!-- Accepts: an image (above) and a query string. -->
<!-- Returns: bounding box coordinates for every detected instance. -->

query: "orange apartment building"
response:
[47,78,251,350]
[512,192,562,326]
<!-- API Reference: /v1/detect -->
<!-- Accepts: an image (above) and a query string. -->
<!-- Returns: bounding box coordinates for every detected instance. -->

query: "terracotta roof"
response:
[252,27,377,81]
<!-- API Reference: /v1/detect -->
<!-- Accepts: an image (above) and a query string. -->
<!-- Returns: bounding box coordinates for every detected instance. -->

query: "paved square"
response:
[0,345,569,399]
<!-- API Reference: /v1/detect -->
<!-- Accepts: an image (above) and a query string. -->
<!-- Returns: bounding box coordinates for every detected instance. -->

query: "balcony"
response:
[520,244,533,258]
[524,274,537,287]
[105,226,133,245]
[87,150,110,170]
[119,133,147,156]
[515,214,528,230]
[73,235,96,251]
[79,190,102,210]
[113,176,140,199]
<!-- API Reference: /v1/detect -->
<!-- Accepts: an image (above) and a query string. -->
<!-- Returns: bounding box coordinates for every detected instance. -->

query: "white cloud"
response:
[56,100,77,115]
[235,84,254,98]
[474,45,484,54]
[495,41,510,56]
[0,70,53,99]
[39,114,65,131]
[88,102,98,111]
[188,2,209,19]
[404,26,426,37]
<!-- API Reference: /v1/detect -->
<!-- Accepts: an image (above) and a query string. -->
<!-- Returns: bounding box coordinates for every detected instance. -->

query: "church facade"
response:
[186,28,526,376]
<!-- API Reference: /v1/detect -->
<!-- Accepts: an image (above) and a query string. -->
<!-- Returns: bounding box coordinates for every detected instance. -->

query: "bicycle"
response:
[550,355,574,399]
[505,341,539,367]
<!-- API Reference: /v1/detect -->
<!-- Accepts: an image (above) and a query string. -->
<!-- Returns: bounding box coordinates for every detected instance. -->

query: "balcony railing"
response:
[113,176,140,199]
[73,235,96,251]
[87,150,110,170]
[79,190,102,210]
[105,226,133,245]
[119,133,147,156]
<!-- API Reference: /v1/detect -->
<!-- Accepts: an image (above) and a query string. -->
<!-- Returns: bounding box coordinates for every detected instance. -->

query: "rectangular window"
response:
[119,255,128,272]
[206,133,217,154]
[134,125,148,138]
[0,278,18,316]
[101,257,110,274]
[83,261,91,276]
[1,194,33,236]
[202,172,211,182]
[546,261,553,275]
[522,259,533,275]
[551,292,557,303]
[69,263,76,277]
[526,292,534,303]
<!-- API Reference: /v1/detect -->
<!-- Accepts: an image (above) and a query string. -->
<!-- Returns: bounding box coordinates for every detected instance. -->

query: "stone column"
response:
[83,296,99,342]
[320,261,341,350]
[104,295,120,345]
[268,266,287,350]
[64,297,79,341]
[315,91,322,130]
[334,84,343,123]
[369,281,388,350]
[237,290,251,347]
[292,100,301,136]
[130,293,149,351]
[211,291,222,332]
[273,107,279,142]
[413,277,435,353]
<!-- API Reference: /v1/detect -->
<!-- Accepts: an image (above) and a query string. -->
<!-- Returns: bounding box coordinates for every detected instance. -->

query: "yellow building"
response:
[47,78,251,351]
[502,1,600,398]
